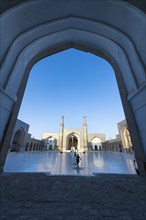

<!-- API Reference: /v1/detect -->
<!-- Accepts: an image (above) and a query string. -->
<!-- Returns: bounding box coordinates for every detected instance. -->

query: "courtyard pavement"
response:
[0,173,146,220]
[4,151,136,175]
[1,151,146,220]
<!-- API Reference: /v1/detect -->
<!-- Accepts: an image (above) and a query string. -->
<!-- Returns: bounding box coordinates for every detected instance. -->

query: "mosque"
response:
[9,116,132,154]
[42,116,105,152]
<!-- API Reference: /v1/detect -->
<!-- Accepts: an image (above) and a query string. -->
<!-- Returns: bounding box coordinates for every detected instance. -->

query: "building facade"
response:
[102,120,133,153]
[10,119,44,152]
[118,119,133,152]
[102,135,123,152]
[42,116,105,152]
[10,119,29,152]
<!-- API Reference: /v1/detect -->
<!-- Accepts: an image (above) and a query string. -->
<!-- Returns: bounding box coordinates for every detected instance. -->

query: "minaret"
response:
[59,116,64,151]
[83,116,88,152]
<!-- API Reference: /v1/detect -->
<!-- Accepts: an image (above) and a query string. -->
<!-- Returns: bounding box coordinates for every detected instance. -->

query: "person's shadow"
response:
[73,165,84,175]
[76,166,81,175]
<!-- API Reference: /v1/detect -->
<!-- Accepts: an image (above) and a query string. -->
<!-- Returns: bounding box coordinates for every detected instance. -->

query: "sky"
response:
[18,49,125,140]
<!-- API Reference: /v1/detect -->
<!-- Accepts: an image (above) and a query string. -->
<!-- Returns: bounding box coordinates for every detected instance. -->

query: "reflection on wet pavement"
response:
[4,151,136,175]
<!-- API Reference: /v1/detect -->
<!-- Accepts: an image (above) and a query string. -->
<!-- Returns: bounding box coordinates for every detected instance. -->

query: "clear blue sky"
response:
[18,49,125,140]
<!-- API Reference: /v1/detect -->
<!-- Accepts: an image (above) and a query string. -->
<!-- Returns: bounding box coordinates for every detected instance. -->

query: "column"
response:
[83,116,88,152]
[59,116,64,152]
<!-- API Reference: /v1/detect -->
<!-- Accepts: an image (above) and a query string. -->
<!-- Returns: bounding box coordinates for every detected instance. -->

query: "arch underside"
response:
[1,17,145,94]
[1,0,146,14]
[66,133,80,151]
[0,0,146,174]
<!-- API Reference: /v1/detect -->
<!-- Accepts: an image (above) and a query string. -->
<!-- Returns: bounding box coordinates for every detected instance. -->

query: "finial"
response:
[83,116,87,124]
[60,116,64,124]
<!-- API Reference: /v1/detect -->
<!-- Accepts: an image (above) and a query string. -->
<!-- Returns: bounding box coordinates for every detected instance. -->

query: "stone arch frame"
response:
[91,136,102,151]
[66,132,81,151]
[10,127,25,152]
[0,0,145,174]
[46,136,54,150]
[91,136,102,143]
[123,127,132,148]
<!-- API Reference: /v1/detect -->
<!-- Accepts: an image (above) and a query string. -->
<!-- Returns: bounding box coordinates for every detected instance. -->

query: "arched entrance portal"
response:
[46,137,56,150]
[92,137,102,151]
[67,135,78,151]
[0,1,146,175]
[10,129,24,152]
[123,128,132,149]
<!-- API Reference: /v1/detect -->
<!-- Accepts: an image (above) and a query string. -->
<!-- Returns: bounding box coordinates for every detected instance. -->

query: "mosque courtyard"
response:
[4,151,136,175]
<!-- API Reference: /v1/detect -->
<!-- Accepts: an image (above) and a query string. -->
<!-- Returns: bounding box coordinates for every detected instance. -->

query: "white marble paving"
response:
[4,151,136,175]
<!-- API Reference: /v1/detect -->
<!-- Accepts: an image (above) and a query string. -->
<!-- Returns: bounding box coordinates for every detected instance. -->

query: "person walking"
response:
[76,153,81,166]
[74,148,77,157]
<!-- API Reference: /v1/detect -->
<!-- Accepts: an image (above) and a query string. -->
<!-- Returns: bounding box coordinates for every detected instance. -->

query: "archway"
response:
[67,135,78,151]
[91,137,102,151]
[33,143,36,151]
[29,143,33,151]
[0,1,145,175]
[25,143,29,151]
[123,128,132,148]
[95,145,98,151]
[10,129,24,152]
[45,137,56,150]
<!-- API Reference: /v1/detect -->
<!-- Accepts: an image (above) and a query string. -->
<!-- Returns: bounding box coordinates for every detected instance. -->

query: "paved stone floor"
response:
[1,151,146,219]
[0,173,146,220]
[4,151,136,175]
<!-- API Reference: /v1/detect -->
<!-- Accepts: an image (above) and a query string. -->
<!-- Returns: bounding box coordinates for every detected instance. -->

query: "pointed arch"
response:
[10,128,25,152]
[66,132,81,151]
[0,0,145,174]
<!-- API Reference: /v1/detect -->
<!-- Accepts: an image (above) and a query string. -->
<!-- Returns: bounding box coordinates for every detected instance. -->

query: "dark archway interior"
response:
[10,130,23,152]
[67,135,78,150]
